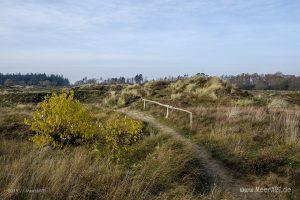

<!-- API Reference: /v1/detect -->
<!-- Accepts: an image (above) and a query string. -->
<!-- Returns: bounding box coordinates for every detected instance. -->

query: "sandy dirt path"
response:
[119,108,267,200]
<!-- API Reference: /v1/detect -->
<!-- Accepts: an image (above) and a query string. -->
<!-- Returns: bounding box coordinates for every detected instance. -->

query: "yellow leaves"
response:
[100,114,144,160]
[24,90,97,148]
[29,134,53,148]
[25,90,145,161]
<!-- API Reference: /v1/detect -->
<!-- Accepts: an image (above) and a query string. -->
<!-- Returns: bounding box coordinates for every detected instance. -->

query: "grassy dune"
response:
[128,76,299,199]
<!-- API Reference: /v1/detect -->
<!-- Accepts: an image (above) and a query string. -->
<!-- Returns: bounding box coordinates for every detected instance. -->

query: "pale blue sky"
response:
[0,0,299,82]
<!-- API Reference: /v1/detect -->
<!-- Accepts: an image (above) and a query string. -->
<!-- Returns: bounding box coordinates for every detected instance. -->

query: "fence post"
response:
[190,113,193,128]
[166,106,169,118]
[141,98,193,128]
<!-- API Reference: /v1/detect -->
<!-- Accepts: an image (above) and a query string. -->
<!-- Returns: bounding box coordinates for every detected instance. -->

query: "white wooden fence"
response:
[142,98,193,128]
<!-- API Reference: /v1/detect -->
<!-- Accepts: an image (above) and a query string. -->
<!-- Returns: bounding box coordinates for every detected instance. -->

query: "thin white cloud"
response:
[0,51,165,62]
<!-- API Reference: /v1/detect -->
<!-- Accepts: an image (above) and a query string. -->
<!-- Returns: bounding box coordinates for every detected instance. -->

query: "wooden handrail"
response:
[142,98,193,128]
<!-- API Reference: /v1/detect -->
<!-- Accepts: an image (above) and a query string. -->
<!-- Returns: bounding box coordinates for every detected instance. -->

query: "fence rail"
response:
[142,98,193,128]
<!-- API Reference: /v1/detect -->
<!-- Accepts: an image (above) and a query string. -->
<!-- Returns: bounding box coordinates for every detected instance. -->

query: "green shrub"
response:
[24,90,96,148]
[99,113,144,160]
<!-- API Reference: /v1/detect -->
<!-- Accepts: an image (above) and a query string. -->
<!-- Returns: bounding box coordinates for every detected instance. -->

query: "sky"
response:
[0,0,299,82]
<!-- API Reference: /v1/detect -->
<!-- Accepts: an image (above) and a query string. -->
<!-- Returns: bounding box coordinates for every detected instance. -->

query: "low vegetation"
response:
[24,91,97,148]
[99,113,145,160]
[0,135,217,199]
[0,74,299,199]
[131,76,299,199]
[0,89,223,200]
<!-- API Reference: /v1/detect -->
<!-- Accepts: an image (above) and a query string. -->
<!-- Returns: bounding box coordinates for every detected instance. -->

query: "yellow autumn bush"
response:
[25,91,96,148]
[100,114,144,159]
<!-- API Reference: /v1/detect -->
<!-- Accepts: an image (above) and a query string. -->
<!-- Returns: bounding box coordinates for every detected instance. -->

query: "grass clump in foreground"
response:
[0,131,224,200]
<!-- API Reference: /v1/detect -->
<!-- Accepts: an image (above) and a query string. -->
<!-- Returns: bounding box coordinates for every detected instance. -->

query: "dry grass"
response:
[136,101,300,199]
[194,77,224,100]
[268,98,289,109]
[169,79,186,92]
[167,76,226,100]
[1,140,118,199]
[283,111,300,144]
[0,104,220,200]
[121,84,144,96]
[102,92,118,107]
[0,134,215,200]
[235,99,255,106]
[170,93,183,100]
[226,107,240,120]
[1,79,299,199]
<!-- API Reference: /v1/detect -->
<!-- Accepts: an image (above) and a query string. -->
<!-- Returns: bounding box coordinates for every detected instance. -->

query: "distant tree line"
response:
[73,72,300,91]
[0,73,70,87]
[222,72,300,90]
[74,74,195,86]
[75,74,146,85]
